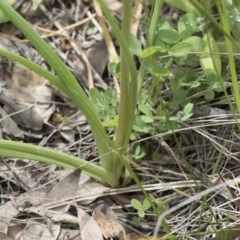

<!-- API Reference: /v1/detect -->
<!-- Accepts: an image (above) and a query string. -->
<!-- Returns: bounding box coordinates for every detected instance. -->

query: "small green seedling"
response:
[131,198,151,218]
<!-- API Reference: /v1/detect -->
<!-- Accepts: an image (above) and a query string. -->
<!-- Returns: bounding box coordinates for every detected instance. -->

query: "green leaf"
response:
[204,89,215,100]
[212,82,225,92]
[178,13,197,38]
[183,103,193,115]
[170,78,179,92]
[131,199,142,210]
[143,198,152,210]
[225,0,232,7]
[135,144,141,155]
[140,115,154,123]
[141,46,165,58]
[158,27,181,44]
[138,209,145,218]
[0,0,16,23]
[138,104,152,116]
[169,41,193,56]
[164,0,200,15]
[132,216,141,226]
[207,73,218,86]
[183,36,205,52]
[168,101,178,110]
[129,33,142,56]
[152,67,170,77]
[200,33,221,77]
[174,89,187,101]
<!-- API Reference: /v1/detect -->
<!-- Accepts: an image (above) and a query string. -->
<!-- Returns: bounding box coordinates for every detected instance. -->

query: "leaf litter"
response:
[1,1,240,240]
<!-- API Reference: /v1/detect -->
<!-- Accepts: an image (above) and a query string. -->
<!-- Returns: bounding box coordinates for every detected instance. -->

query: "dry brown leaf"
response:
[0,233,13,240]
[0,201,19,234]
[0,88,44,130]
[0,106,23,138]
[42,169,81,211]
[8,223,23,239]
[19,206,79,224]
[73,201,103,240]
[75,182,110,205]
[104,0,122,15]
[87,39,108,77]
[22,222,60,240]
[12,187,48,208]
[93,211,126,240]
[126,232,149,240]
[0,38,54,130]
[58,229,81,240]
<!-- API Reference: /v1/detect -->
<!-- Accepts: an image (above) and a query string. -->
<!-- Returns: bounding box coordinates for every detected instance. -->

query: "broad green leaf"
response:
[168,101,178,110]
[129,33,142,57]
[140,115,154,123]
[183,103,193,115]
[170,78,179,92]
[200,33,221,77]
[138,209,145,218]
[132,216,141,226]
[178,13,197,38]
[212,82,225,92]
[143,198,151,210]
[207,73,218,87]
[141,46,164,58]
[190,81,201,88]
[131,199,142,210]
[158,27,181,44]
[181,113,192,121]
[174,89,187,101]
[164,0,200,15]
[0,0,16,23]
[204,89,215,100]
[135,144,141,155]
[138,104,152,116]
[225,0,232,7]
[184,36,205,52]
[158,122,169,131]
[152,67,170,77]
[169,42,193,56]
[169,116,181,121]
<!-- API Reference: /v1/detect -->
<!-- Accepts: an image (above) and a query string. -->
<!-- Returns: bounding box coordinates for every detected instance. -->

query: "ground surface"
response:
[0,1,240,240]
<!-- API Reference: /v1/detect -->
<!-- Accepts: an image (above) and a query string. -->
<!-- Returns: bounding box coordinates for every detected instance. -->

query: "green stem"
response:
[0,140,118,187]
[113,0,132,177]
[137,0,164,98]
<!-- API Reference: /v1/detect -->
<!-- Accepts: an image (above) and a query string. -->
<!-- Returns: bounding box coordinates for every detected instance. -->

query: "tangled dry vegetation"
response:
[0,0,240,240]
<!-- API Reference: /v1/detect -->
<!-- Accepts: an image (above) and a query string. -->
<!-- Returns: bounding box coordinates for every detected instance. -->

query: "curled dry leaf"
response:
[75,182,110,205]
[0,88,43,130]
[104,0,122,16]
[93,211,127,240]
[22,222,60,240]
[0,201,19,235]
[73,201,103,240]
[0,106,23,138]
[0,233,13,240]
[41,169,81,211]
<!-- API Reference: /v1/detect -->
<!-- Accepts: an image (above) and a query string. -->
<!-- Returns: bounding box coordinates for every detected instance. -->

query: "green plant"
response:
[0,1,180,235]
[0,1,138,188]
[131,196,169,227]
[131,198,151,218]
